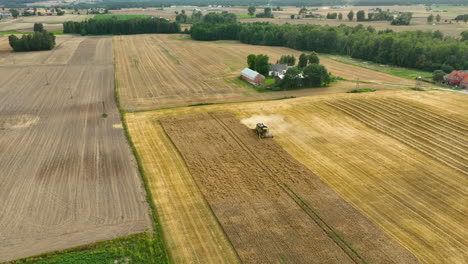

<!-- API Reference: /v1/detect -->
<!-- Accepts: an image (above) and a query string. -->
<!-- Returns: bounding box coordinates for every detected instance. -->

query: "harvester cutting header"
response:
[254,123,274,139]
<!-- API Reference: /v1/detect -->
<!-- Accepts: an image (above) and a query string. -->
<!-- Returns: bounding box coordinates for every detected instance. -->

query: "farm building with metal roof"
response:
[240,68,265,85]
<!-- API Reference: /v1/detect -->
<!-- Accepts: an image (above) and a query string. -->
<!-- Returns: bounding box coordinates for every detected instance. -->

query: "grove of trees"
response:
[33,23,44,32]
[256,8,273,18]
[191,22,468,72]
[63,17,180,35]
[279,58,330,89]
[278,55,295,65]
[248,6,256,17]
[247,54,269,75]
[8,31,56,52]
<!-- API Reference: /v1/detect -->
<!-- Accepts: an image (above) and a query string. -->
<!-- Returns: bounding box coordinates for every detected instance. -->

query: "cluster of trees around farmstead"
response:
[326,10,409,24]
[63,17,180,35]
[247,53,330,90]
[278,55,296,66]
[8,23,56,52]
[279,52,329,89]
[247,54,270,75]
[176,10,236,24]
[191,22,468,72]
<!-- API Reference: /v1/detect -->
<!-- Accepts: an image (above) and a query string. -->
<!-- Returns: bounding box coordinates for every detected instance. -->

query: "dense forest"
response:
[191,22,467,72]
[63,17,180,35]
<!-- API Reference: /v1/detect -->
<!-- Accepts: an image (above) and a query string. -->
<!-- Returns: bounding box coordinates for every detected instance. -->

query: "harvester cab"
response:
[255,123,273,139]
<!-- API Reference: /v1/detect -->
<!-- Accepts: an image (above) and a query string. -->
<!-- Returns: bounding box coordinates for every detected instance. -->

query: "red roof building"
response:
[444,71,466,86]
[460,74,468,89]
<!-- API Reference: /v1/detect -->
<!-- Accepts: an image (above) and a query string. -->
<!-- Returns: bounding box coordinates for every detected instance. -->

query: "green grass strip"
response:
[114,68,170,263]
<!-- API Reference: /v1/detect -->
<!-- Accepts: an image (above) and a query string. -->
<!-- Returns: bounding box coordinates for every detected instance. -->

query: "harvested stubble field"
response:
[0,35,151,262]
[160,112,418,263]
[114,34,417,111]
[126,90,467,264]
[0,15,91,32]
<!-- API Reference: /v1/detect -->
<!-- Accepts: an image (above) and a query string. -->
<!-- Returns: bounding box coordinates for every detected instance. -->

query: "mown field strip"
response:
[370,99,468,147]
[126,115,240,264]
[347,99,468,159]
[210,113,365,263]
[329,99,468,175]
[375,98,468,138]
[161,111,419,263]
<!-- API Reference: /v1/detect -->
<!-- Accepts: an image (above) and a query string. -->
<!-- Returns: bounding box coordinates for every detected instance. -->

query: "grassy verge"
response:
[322,54,433,82]
[7,232,161,264]
[94,14,149,20]
[114,71,170,263]
[347,88,376,93]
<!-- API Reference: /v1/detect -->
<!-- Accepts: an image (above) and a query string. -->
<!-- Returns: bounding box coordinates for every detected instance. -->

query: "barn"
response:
[460,74,468,89]
[444,71,466,86]
[241,68,265,85]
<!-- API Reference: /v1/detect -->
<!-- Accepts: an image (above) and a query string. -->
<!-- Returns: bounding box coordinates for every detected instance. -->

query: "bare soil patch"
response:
[160,111,419,264]
[0,35,151,262]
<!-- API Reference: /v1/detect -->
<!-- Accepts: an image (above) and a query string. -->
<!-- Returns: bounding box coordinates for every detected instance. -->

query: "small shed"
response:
[241,68,265,85]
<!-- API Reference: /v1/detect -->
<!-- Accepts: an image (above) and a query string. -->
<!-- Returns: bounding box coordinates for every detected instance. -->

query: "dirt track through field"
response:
[114,34,417,111]
[160,112,419,264]
[0,36,151,262]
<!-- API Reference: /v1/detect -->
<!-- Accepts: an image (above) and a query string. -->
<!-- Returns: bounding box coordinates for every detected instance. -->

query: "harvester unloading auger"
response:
[254,123,274,139]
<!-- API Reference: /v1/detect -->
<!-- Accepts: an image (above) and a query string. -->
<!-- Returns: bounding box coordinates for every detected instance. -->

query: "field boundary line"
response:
[114,57,170,263]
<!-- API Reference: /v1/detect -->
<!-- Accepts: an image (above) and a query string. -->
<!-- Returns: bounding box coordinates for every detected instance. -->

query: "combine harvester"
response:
[254,123,273,139]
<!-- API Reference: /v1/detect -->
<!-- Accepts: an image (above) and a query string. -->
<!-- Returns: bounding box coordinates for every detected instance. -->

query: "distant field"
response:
[94,14,149,20]
[0,14,92,32]
[108,5,468,37]
[127,89,468,264]
[0,35,151,262]
[114,34,418,111]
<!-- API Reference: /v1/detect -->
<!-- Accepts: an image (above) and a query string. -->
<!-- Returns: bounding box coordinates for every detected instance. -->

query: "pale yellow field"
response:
[114,34,417,111]
[127,89,467,264]
[0,14,92,32]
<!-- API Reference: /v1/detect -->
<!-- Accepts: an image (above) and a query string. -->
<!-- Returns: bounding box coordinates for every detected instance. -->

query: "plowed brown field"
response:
[0,35,151,262]
[127,90,467,264]
[160,112,418,264]
[114,34,417,111]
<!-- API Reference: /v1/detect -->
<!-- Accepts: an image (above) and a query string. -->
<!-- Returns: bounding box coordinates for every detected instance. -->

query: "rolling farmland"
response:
[114,34,417,111]
[127,90,467,264]
[0,35,151,262]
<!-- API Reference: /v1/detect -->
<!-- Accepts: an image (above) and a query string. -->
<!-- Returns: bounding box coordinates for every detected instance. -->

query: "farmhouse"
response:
[241,68,265,85]
[460,74,468,89]
[444,70,468,88]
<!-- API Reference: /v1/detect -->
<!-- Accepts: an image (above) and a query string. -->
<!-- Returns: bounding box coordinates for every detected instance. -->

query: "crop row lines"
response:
[348,99,468,159]
[328,101,467,176]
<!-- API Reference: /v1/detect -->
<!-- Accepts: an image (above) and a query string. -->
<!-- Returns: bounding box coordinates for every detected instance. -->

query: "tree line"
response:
[63,17,180,35]
[8,24,56,52]
[176,10,236,24]
[191,22,468,72]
